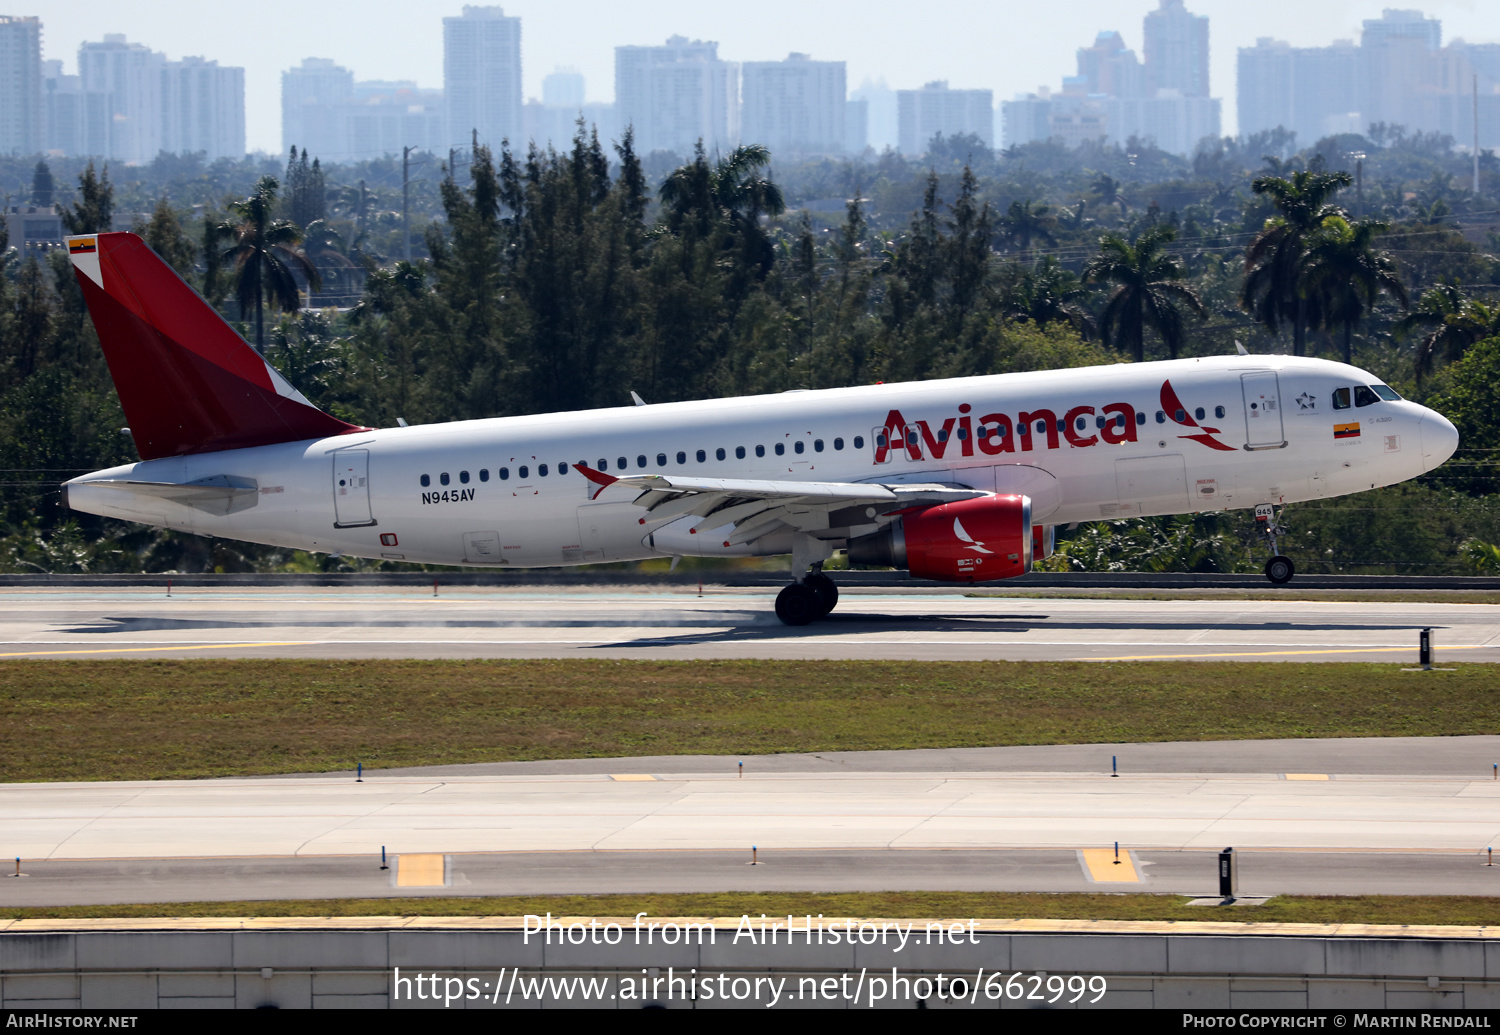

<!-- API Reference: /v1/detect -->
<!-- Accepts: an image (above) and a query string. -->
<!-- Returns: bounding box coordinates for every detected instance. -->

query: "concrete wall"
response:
[3,918,1500,1009]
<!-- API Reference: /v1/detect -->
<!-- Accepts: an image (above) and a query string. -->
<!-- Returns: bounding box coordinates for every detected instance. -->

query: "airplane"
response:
[60,232,1460,625]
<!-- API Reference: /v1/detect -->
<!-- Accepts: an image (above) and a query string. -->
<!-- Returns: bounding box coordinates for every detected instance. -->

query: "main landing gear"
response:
[775,569,839,626]
[1255,503,1295,585]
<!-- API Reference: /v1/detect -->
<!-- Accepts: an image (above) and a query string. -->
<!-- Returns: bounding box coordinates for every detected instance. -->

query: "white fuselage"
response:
[65,356,1458,569]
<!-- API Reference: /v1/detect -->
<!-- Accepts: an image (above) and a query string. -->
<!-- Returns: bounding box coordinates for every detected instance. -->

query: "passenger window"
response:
[1174,409,1186,423]
[499,467,510,480]
[677,451,686,464]
[617,457,627,470]
[1077,417,1087,431]
[420,474,430,487]
[834,437,845,449]
[539,464,548,477]
[716,448,726,461]
[813,440,823,452]
[656,453,667,466]
[518,465,528,479]
[636,455,647,468]
[460,470,470,484]
[776,443,786,455]
[1136,412,1145,425]
[1194,407,1205,421]
[440,472,450,485]
[854,436,864,449]
[937,428,948,442]
[1214,405,1226,419]
[1332,387,1351,410]
[874,434,886,449]
[558,463,568,475]
[480,469,489,482]
[1354,386,1380,407]
[1020,423,1031,435]
[736,446,746,459]
[1036,421,1047,434]
[755,444,765,457]
[1156,411,1166,423]
[598,459,608,471]
[794,441,805,454]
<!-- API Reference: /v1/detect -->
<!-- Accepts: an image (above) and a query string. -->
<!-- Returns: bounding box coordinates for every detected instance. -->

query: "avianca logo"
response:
[954,518,992,554]
[872,379,1236,462]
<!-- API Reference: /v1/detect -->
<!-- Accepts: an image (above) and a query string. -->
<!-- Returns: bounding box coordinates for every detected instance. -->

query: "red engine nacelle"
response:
[1033,523,1055,561]
[848,494,1033,582]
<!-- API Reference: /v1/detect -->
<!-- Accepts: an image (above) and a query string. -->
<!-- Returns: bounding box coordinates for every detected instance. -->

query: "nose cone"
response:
[1419,410,1459,471]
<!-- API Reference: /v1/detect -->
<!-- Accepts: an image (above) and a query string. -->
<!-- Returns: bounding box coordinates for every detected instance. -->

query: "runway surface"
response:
[5,738,1500,906]
[0,585,1495,662]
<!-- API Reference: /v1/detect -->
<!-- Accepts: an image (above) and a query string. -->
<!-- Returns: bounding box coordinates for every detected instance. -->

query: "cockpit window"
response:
[1332,387,1351,410]
[1371,384,1401,401]
[1354,385,1380,407]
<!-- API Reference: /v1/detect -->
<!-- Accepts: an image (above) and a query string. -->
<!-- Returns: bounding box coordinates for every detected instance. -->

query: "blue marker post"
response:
[380,846,388,871]
[1112,755,1119,778]
[1114,841,1121,866]
[751,846,758,866]
[738,761,743,779]
[357,762,362,783]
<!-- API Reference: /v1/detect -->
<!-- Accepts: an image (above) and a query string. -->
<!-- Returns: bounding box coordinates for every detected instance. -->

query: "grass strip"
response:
[6,893,1500,927]
[2,659,1497,783]
[966,590,1500,604]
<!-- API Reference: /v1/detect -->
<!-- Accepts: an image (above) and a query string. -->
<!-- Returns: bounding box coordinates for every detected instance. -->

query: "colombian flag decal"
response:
[1334,422,1361,439]
[67,238,96,254]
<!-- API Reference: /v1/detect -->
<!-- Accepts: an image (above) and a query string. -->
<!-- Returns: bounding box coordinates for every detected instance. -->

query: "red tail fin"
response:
[68,232,364,461]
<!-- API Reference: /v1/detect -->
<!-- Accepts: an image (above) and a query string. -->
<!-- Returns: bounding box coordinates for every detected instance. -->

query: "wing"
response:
[576,465,987,546]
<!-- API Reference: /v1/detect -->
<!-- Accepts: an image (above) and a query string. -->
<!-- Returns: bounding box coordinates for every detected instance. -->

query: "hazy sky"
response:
[33,0,1498,154]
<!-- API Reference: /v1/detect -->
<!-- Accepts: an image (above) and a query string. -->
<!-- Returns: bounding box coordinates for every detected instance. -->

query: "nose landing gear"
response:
[1256,503,1295,584]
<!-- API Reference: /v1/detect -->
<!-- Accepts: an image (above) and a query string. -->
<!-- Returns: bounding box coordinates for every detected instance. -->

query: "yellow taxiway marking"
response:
[1092,645,1495,662]
[0,642,314,658]
[1080,848,1139,882]
[609,774,658,782]
[1285,774,1330,781]
[396,854,446,887]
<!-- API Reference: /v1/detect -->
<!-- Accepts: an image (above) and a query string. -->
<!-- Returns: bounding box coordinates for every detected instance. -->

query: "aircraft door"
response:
[332,449,376,527]
[1241,372,1286,450]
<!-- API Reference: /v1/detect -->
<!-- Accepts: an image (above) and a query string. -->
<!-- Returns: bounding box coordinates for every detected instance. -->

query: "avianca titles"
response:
[61,233,1460,625]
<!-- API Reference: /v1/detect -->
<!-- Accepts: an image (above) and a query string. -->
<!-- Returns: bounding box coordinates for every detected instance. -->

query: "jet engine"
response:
[847,494,1032,582]
[1033,523,1055,561]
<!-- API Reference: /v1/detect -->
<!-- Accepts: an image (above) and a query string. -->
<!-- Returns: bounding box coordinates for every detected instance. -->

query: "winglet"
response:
[575,463,619,501]
[68,232,366,460]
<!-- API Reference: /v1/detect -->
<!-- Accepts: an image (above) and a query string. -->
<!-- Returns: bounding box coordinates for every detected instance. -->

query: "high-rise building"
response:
[741,53,846,156]
[845,98,869,154]
[1001,2,1219,154]
[78,34,165,163]
[283,58,354,156]
[445,5,522,150]
[1143,0,1209,98]
[897,81,993,154]
[851,78,897,152]
[162,57,244,159]
[0,15,42,155]
[1237,11,1500,150]
[615,36,738,156]
[525,70,615,151]
[542,68,585,110]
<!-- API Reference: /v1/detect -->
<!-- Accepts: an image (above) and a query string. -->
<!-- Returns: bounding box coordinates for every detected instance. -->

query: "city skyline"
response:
[19,0,1500,157]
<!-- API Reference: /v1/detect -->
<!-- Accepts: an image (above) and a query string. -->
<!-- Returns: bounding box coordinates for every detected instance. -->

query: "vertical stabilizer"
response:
[67,232,364,460]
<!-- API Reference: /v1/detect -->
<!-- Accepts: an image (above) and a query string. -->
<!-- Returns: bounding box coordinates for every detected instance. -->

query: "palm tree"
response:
[1085,225,1205,361]
[658,143,786,275]
[999,200,1055,260]
[1003,256,1096,339]
[1090,173,1128,219]
[1241,169,1351,356]
[1301,215,1408,364]
[220,176,321,353]
[1396,284,1500,383]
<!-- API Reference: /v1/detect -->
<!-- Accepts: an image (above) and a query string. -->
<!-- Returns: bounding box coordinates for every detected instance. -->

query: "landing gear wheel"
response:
[803,573,839,616]
[775,583,818,626]
[1265,555,1295,584]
